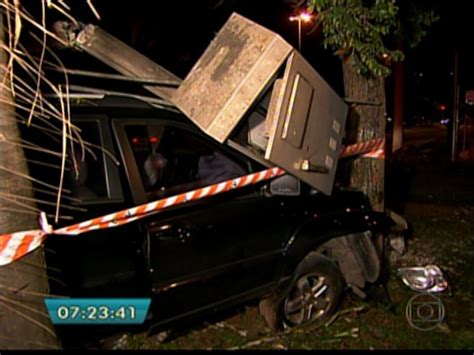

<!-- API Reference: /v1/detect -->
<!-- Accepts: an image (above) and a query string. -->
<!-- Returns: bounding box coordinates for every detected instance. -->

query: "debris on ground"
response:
[398,265,449,293]
[112,334,129,350]
[226,336,281,350]
[334,327,359,339]
[325,305,367,328]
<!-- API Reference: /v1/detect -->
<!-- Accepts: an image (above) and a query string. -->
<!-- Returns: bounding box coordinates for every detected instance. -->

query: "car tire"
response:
[259,252,344,332]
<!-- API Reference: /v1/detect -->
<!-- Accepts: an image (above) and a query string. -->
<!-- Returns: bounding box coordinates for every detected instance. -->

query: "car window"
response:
[67,121,108,201]
[124,125,248,201]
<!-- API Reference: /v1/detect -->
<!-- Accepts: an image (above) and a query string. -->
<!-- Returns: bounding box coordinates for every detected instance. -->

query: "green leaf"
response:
[306,0,436,77]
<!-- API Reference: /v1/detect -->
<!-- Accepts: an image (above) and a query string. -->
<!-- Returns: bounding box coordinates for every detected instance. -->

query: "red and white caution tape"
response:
[362,148,385,159]
[0,137,386,267]
[0,230,47,267]
[340,138,385,160]
[0,167,285,266]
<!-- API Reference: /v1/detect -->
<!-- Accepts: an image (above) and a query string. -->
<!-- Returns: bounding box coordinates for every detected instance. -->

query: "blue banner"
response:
[44,298,151,325]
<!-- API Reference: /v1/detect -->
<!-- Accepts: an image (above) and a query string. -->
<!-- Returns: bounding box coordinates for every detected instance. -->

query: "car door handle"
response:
[147,223,193,241]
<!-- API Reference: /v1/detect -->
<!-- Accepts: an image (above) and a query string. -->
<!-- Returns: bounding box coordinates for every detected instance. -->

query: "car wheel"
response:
[260,253,344,331]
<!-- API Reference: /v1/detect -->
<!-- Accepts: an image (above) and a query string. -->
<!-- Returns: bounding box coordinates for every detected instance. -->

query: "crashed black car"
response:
[21,94,396,347]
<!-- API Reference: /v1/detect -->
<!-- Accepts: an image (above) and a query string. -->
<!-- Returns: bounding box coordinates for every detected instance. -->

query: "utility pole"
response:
[289,12,313,53]
[451,49,460,162]
[392,31,404,153]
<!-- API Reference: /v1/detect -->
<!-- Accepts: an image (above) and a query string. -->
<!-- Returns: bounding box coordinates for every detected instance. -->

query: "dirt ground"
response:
[108,128,474,350]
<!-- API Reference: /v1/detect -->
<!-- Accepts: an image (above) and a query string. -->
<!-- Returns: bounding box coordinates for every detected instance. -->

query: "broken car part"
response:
[385,209,409,255]
[398,265,449,293]
[318,231,380,298]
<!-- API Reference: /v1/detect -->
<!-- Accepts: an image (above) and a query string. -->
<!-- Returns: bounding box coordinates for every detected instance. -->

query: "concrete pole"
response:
[451,49,460,162]
[392,35,404,153]
[298,19,302,52]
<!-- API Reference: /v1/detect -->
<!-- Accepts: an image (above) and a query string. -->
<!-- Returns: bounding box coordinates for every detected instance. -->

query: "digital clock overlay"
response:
[44,298,151,325]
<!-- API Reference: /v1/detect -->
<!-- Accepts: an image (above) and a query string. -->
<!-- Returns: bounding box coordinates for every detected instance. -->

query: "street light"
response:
[289,11,313,52]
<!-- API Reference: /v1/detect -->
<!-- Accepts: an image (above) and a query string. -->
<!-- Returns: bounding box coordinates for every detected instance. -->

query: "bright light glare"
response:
[289,12,313,22]
[300,12,312,22]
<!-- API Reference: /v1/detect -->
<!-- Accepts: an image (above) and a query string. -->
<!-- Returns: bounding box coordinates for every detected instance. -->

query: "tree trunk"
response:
[392,35,404,153]
[0,14,60,349]
[342,60,386,212]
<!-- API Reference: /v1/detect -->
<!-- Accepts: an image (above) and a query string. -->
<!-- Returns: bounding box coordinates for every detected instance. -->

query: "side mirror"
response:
[269,174,300,196]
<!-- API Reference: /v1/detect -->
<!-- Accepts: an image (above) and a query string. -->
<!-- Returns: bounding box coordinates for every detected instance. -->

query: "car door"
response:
[40,117,148,298]
[113,119,294,322]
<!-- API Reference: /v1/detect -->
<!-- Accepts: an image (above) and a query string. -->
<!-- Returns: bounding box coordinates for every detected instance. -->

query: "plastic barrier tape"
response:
[0,138,384,267]
[0,167,285,266]
[340,138,385,159]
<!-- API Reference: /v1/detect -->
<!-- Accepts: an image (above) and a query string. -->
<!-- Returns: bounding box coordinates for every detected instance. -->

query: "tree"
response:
[0,10,60,349]
[303,0,437,212]
[0,0,99,349]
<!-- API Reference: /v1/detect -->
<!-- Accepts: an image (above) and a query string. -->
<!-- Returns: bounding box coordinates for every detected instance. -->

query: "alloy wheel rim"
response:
[283,273,332,325]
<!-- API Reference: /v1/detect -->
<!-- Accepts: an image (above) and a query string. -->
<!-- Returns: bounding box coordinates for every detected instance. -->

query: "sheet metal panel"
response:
[171,13,292,143]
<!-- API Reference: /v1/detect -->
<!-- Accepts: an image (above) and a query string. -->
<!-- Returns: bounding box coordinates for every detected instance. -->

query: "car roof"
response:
[49,93,189,123]
[68,94,168,110]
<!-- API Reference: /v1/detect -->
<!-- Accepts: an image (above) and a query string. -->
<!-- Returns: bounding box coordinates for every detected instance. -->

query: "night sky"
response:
[39,0,474,121]
[404,0,473,117]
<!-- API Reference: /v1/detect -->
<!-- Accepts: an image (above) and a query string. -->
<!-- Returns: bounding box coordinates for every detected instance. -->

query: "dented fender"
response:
[278,206,402,291]
[281,209,387,273]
